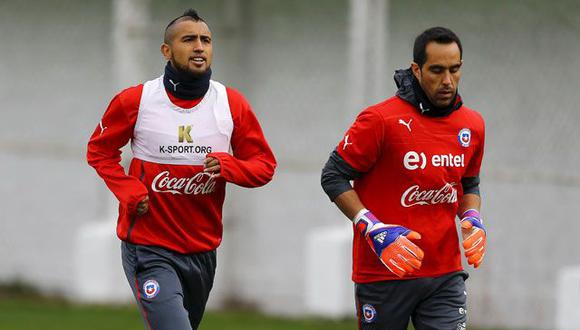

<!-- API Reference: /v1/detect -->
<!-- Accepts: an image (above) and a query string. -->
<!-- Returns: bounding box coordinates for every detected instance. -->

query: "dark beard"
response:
[170,57,209,79]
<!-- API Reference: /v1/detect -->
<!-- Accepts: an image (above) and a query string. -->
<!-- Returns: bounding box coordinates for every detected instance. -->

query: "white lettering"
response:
[404,151,420,170]
[151,171,217,195]
[404,151,427,170]
[442,154,451,167]
[432,155,441,167]
[404,151,466,170]
[401,182,458,207]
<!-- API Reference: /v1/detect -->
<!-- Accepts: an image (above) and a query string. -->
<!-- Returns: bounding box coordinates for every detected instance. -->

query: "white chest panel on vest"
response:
[131,77,233,165]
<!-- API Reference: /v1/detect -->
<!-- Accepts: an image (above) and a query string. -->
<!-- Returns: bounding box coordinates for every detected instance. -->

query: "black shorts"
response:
[355,271,468,330]
[121,241,216,330]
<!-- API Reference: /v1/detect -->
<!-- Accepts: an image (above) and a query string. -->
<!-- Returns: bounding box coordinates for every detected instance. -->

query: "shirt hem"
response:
[352,267,464,283]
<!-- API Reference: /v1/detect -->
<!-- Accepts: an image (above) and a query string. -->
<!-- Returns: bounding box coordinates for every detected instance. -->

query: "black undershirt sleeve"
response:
[461,176,480,196]
[321,150,362,202]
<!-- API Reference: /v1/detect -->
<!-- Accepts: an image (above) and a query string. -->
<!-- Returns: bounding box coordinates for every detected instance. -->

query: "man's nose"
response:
[442,71,452,86]
[193,39,203,51]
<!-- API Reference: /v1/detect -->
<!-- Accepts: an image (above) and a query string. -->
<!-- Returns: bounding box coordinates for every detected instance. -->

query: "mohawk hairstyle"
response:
[164,9,206,43]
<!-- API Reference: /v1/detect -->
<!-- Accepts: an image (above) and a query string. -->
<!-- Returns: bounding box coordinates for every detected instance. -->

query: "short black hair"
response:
[164,9,206,44]
[413,27,462,68]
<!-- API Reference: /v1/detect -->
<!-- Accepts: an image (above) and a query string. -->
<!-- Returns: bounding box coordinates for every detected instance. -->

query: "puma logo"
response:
[169,79,180,91]
[398,119,412,132]
[343,134,353,150]
[99,121,108,135]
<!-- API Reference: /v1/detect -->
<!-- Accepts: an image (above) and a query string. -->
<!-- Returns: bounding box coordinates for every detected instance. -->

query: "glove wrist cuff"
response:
[353,208,380,236]
[461,208,486,233]
[461,208,481,221]
[353,208,369,222]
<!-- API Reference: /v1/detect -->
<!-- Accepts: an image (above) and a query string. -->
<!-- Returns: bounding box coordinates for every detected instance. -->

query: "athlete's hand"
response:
[460,209,486,268]
[203,157,221,178]
[354,209,424,278]
[136,196,149,216]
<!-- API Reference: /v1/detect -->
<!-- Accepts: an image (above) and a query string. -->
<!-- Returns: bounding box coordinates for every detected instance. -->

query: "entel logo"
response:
[403,151,465,170]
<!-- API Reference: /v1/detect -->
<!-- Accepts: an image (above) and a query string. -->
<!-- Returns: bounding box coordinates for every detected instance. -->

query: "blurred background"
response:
[1,0,580,329]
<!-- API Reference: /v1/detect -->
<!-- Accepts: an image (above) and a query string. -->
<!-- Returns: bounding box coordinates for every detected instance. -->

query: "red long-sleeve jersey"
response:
[87,78,276,253]
[336,96,485,282]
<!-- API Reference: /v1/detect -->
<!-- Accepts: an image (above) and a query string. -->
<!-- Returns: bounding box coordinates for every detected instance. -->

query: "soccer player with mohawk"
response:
[87,9,276,330]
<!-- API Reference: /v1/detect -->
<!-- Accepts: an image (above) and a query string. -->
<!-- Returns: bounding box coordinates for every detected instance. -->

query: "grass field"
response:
[0,283,504,330]
[0,298,507,330]
[0,298,356,330]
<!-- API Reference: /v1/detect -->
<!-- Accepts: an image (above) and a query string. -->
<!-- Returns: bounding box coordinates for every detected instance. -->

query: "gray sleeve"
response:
[321,150,362,202]
[461,176,480,195]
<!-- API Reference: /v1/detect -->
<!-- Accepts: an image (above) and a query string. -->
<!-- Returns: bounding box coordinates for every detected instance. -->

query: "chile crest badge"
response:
[143,279,160,299]
[458,128,471,147]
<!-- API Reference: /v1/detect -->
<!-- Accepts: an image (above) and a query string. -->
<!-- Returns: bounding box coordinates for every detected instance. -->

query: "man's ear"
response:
[160,43,172,61]
[411,62,421,82]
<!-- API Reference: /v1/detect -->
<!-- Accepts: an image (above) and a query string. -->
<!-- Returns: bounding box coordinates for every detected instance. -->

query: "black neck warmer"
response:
[394,68,462,117]
[163,61,212,100]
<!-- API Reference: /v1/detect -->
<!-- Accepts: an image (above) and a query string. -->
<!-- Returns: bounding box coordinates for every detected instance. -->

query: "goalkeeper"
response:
[321,27,486,330]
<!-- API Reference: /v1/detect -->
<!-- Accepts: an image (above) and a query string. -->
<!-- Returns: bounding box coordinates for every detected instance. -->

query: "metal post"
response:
[348,0,388,117]
[102,0,151,216]
[113,0,151,90]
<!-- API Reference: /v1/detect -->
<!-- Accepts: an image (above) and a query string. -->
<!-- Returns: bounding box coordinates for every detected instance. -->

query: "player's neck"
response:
[411,76,461,117]
[394,68,462,118]
[163,61,212,100]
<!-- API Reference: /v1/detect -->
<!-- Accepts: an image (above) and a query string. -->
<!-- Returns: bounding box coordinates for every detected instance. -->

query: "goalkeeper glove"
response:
[354,209,424,278]
[460,209,486,268]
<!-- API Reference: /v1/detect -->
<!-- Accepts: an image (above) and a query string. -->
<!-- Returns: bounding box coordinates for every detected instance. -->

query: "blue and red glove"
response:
[354,209,424,278]
[460,209,486,268]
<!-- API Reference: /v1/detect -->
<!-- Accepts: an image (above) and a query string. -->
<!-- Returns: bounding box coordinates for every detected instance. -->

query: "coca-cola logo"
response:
[401,182,458,207]
[151,171,216,195]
